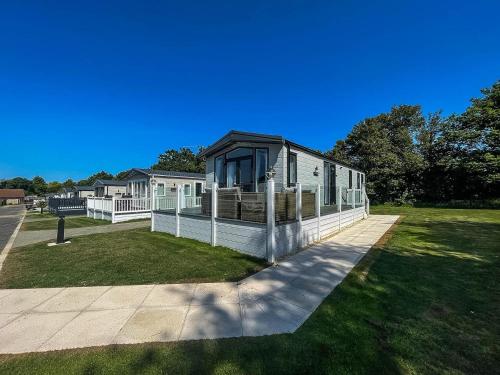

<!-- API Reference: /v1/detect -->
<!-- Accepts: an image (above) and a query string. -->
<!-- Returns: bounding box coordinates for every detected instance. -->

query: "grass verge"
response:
[21,217,109,231]
[0,208,498,374]
[0,227,267,288]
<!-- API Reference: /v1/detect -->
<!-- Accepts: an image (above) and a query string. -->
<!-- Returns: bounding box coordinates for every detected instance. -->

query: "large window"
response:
[349,170,352,189]
[356,172,360,189]
[184,184,191,196]
[213,147,268,192]
[288,152,297,186]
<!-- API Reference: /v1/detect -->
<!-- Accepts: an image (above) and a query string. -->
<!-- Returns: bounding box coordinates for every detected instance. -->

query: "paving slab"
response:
[34,286,111,312]
[241,296,309,336]
[142,284,196,307]
[0,312,78,353]
[191,282,239,305]
[180,303,242,340]
[114,306,188,344]
[0,214,399,354]
[38,309,135,351]
[0,313,20,329]
[0,288,64,314]
[87,285,154,310]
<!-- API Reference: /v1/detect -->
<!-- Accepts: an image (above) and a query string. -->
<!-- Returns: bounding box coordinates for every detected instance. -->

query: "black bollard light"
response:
[56,215,65,244]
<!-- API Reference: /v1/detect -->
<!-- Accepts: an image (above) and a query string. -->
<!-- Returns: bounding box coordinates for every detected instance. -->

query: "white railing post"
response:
[101,198,104,220]
[93,198,96,219]
[337,185,342,231]
[175,186,182,237]
[151,188,155,232]
[296,182,303,249]
[266,178,276,263]
[351,188,355,225]
[111,197,116,223]
[211,182,218,246]
[316,183,321,241]
[363,186,370,216]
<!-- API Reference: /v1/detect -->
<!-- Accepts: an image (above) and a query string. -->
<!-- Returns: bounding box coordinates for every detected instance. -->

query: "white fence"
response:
[87,197,152,223]
[152,180,370,262]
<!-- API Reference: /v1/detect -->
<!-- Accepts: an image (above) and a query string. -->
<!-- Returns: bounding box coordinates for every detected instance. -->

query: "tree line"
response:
[2,81,497,203]
[327,80,499,204]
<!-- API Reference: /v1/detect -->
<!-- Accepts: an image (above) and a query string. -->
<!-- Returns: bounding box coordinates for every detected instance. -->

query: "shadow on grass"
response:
[1,211,499,374]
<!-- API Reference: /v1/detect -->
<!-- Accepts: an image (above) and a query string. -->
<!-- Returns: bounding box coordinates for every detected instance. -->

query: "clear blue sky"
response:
[1,0,499,182]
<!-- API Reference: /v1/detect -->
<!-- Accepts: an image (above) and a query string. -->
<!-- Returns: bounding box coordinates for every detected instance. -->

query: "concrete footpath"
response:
[13,220,151,248]
[0,215,398,354]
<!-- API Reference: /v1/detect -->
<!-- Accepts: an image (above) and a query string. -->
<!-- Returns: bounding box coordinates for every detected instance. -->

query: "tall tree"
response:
[31,176,47,195]
[152,147,205,173]
[329,105,425,203]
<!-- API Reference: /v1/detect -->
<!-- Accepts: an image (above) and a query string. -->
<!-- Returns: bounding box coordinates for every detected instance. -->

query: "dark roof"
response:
[199,130,359,170]
[126,168,205,180]
[93,179,127,187]
[0,189,25,199]
[74,185,94,191]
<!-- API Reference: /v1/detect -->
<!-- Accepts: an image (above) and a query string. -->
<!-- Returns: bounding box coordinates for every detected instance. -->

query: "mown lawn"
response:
[0,207,499,374]
[0,228,268,288]
[21,216,109,231]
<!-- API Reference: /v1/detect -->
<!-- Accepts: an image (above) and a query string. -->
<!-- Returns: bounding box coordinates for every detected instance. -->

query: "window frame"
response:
[157,183,165,196]
[184,183,192,196]
[287,149,298,187]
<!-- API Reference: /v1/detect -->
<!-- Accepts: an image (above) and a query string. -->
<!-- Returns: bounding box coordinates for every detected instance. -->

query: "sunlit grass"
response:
[0,207,498,374]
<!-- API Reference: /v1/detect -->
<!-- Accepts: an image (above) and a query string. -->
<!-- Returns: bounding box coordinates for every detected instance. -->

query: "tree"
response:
[37,200,47,214]
[328,105,425,203]
[31,176,47,196]
[115,170,130,180]
[47,181,63,193]
[62,179,75,189]
[152,147,205,173]
[77,171,114,186]
[452,81,500,199]
[1,177,31,191]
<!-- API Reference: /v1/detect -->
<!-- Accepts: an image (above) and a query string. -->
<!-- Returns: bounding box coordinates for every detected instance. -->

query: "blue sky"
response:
[1,0,499,181]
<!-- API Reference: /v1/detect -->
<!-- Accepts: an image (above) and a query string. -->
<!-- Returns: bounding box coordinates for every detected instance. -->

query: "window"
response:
[157,183,165,196]
[361,174,365,185]
[357,173,360,189]
[255,148,268,192]
[213,147,269,192]
[215,156,224,185]
[349,170,352,189]
[288,152,297,186]
[195,182,203,197]
[184,184,191,196]
[226,148,252,159]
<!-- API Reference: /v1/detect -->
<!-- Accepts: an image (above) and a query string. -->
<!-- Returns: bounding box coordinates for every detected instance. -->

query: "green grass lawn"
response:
[0,207,499,374]
[25,211,55,218]
[0,227,268,288]
[21,216,109,231]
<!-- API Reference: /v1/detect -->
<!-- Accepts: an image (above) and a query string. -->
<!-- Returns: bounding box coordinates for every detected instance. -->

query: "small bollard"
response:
[56,215,65,244]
